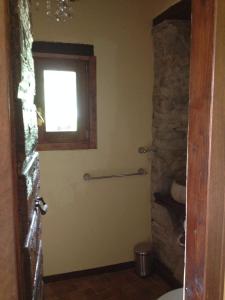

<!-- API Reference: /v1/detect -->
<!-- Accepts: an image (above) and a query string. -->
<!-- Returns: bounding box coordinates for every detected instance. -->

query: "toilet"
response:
[158,288,183,300]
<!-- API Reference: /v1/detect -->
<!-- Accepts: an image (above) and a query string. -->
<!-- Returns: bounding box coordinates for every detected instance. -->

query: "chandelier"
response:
[35,0,76,22]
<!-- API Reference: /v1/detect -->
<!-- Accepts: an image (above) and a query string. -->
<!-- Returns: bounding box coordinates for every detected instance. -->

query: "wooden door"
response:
[185,0,225,299]
[0,1,20,299]
[9,0,47,299]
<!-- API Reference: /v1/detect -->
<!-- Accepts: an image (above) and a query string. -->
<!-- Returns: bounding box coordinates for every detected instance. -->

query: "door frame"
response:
[185,0,225,299]
[0,0,225,299]
[0,1,20,300]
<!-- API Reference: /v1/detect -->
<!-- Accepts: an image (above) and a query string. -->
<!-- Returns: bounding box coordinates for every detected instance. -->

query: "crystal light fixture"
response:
[35,0,76,22]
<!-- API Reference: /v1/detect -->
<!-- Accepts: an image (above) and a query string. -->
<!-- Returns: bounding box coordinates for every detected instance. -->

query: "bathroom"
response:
[33,0,189,299]
[2,0,225,299]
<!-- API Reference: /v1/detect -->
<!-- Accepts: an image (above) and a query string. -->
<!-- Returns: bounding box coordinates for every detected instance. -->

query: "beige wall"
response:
[32,0,176,276]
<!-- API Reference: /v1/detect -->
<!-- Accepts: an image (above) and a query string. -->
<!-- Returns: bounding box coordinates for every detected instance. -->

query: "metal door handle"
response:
[35,197,48,215]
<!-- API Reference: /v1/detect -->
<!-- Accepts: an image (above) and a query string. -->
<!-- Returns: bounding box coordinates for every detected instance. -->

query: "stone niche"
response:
[151,20,190,282]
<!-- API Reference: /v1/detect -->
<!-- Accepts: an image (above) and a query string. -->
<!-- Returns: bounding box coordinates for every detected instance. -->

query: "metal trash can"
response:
[134,242,153,277]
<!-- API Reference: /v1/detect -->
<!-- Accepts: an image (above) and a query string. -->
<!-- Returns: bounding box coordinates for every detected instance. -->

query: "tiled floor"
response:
[44,268,171,300]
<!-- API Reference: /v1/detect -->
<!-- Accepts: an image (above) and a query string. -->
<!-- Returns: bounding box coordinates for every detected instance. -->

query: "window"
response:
[44,70,78,132]
[33,42,97,150]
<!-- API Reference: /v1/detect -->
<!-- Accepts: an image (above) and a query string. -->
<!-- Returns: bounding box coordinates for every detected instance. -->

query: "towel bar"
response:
[83,168,147,181]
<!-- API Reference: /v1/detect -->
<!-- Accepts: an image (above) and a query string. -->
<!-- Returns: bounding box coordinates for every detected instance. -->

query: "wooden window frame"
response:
[33,43,97,151]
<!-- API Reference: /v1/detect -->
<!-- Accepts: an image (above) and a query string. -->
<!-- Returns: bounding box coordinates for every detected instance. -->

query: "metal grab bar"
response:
[83,168,147,181]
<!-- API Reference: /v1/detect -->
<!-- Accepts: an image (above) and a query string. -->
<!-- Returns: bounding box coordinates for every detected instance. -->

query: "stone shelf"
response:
[154,192,185,228]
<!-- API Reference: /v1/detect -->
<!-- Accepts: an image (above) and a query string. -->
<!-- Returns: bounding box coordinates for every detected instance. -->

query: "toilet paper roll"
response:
[171,180,186,204]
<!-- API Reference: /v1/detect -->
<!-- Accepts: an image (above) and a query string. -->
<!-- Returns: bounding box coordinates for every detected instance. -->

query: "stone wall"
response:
[10,0,42,298]
[151,20,190,282]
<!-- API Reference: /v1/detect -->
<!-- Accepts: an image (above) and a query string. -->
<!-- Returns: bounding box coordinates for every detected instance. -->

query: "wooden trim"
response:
[153,0,191,27]
[205,1,225,298]
[0,1,20,299]
[32,42,94,56]
[44,259,181,289]
[88,56,97,149]
[34,53,97,151]
[37,141,93,151]
[35,57,89,144]
[43,262,135,283]
[185,0,225,299]
[33,52,92,61]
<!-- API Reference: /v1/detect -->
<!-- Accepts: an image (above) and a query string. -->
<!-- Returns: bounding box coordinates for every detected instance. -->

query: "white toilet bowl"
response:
[158,288,183,300]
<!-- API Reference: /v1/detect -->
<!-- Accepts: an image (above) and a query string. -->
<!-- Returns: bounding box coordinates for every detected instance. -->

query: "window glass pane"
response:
[43,70,77,132]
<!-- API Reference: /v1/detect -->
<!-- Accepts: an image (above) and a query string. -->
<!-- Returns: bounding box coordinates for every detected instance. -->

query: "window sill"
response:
[37,141,97,151]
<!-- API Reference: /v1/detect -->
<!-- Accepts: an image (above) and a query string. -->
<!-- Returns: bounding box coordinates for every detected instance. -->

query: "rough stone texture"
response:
[151,20,190,282]
[10,0,42,299]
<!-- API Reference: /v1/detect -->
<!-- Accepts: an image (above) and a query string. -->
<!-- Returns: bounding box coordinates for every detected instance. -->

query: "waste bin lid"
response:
[134,242,152,255]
